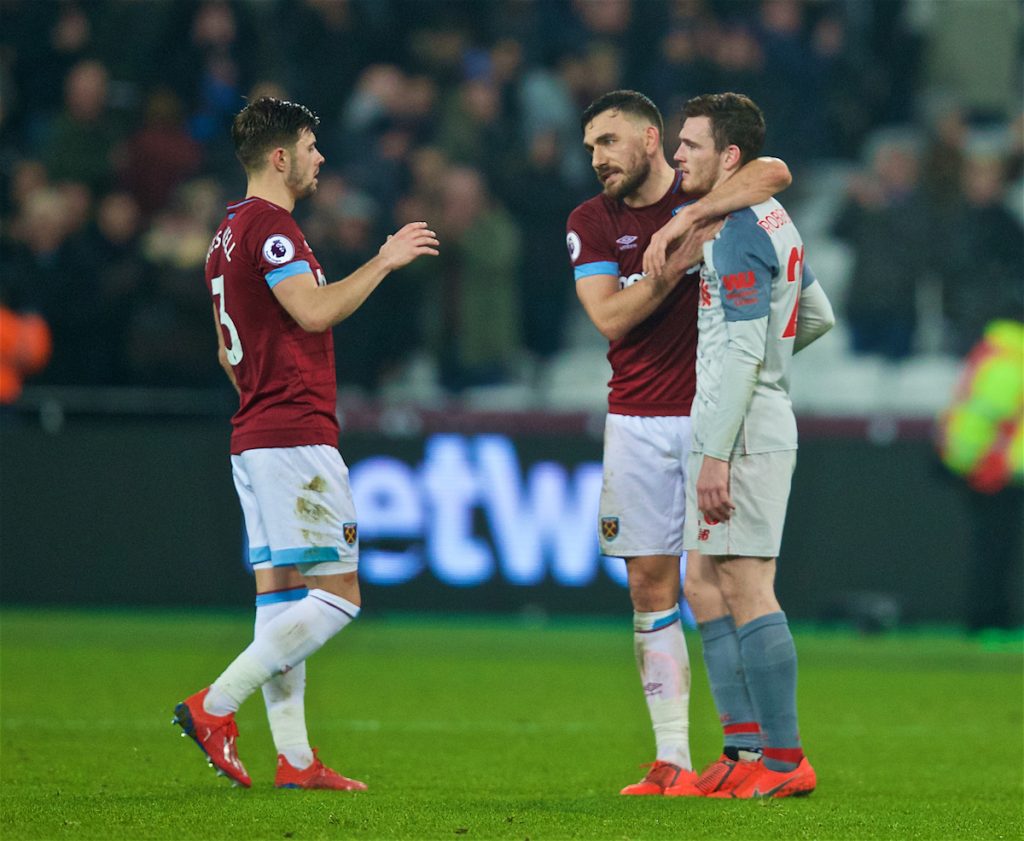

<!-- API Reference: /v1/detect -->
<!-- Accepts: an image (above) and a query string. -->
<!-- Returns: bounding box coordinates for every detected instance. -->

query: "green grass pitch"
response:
[1,609,1021,841]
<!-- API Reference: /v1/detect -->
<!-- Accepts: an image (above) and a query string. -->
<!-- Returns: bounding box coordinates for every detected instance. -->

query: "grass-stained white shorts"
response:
[683,449,796,558]
[231,444,358,576]
[598,414,692,557]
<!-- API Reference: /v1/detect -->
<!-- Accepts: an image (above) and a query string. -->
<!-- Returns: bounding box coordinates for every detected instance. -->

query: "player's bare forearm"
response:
[276,223,438,332]
[316,255,393,330]
[686,157,791,225]
[578,266,685,341]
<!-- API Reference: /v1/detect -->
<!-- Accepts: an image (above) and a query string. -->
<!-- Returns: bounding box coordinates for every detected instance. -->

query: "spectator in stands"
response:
[178,0,256,180]
[937,153,1024,356]
[77,192,147,383]
[706,23,766,111]
[505,129,581,364]
[410,166,523,393]
[125,179,224,386]
[301,174,421,394]
[808,11,864,160]
[518,49,592,189]
[920,100,969,209]
[832,135,933,359]
[436,74,521,194]
[281,0,376,116]
[643,5,716,121]
[334,65,437,212]
[2,187,105,384]
[5,160,49,212]
[754,0,818,163]
[0,0,1019,399]
[42,59,121,193]
[2,1,95,136]
[120,88,204,218]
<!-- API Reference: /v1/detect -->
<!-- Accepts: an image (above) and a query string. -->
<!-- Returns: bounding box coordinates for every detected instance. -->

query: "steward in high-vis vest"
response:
[938,319,1024,494]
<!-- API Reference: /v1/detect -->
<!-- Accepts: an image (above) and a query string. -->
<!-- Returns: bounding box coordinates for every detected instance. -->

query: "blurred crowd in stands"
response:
[0,0,1021,400]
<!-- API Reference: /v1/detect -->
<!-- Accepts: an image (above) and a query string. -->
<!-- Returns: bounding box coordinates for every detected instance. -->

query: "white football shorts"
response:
[598,414,691,557]
[231,444,358,576]
[683,449,796,558]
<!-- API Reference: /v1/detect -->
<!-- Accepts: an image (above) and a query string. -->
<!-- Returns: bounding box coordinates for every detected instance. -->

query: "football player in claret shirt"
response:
[678,92,833,799]
[172,97,438,789]
[566,90,792,797]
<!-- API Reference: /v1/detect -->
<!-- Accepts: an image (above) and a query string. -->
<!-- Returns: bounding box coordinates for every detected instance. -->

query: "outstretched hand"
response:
[379,222,440,270]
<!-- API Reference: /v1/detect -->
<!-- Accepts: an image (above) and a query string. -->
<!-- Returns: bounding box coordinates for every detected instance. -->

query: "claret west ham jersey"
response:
[204,197,339,454]
[566,172,699,416]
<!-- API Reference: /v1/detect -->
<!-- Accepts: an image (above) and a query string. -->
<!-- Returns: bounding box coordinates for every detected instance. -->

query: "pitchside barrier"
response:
[0,393,986,626]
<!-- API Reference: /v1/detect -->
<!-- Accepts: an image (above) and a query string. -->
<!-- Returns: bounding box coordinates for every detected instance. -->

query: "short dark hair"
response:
[682,93,765,165]
[581,89,664,139]
[231,97,320,173]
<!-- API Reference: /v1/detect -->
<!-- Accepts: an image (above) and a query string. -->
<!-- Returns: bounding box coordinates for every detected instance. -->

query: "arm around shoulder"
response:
[687,157,791,225]
[643,158,791,277]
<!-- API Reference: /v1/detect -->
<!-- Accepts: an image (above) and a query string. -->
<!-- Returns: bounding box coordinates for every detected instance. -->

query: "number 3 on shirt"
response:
[781,246,803,339]
[211,274,244,365]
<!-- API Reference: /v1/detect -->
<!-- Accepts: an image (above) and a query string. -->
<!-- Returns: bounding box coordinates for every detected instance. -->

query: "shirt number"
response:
[211,274,243,365]
[781,246,803,339]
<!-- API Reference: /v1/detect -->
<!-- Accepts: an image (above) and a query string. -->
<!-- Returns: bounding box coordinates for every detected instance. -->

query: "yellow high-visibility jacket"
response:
[938,319,1024,494]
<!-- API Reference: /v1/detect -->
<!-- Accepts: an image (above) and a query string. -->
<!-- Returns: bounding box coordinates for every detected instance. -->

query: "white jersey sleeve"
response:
[794,273,835,354]
[693,199,805,457]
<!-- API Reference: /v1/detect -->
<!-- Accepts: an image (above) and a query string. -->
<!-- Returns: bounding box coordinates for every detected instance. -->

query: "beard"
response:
[286,162,317,198]
[680,169,711,196]
[602,156,651,201]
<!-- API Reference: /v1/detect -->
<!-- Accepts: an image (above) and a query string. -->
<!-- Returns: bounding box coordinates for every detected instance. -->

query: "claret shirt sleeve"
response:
[249,211,316,288]
[567,204,619,281]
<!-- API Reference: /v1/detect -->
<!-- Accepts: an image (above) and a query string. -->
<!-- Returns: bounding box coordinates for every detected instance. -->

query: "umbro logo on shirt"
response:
[616,235,638,250]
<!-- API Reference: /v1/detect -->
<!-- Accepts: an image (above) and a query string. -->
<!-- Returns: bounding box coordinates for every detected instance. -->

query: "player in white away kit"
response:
[172,97,438,789]
[672,93,834,799]
[567,90,793,796]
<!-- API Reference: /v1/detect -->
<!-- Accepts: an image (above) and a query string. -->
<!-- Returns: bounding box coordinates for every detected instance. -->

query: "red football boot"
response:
[172,687,251,788]
[620,761,697,795]
[681,754,759,797]
[275,749,367,791]
[710,756,816,799]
